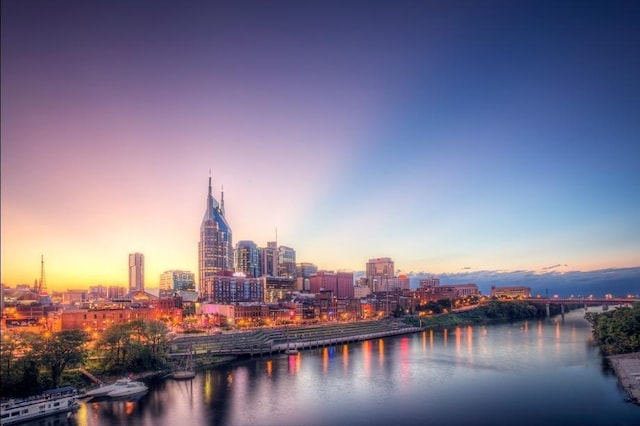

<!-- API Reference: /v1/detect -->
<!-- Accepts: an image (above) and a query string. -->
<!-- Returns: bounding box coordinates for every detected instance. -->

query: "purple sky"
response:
[2,1,639,290]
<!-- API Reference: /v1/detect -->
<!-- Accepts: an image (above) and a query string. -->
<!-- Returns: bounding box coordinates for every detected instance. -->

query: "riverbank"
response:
[608,352,640,404]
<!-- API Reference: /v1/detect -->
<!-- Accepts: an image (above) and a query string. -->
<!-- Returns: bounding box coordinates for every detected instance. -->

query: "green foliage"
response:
[404,301,566,329]
[586,303,640,355]
[415,301,447,314]
[0,330,89,397]
[481,301,538,321]
[437,299,452,310]
[28,330,90,388]
[0,333,25,394]
[94,319,170,374]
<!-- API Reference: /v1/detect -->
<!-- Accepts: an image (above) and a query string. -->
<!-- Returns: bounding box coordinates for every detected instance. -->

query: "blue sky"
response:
[2,1,639,289]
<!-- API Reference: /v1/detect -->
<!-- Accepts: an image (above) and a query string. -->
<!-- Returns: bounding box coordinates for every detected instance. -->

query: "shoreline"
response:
[608,352,640,405]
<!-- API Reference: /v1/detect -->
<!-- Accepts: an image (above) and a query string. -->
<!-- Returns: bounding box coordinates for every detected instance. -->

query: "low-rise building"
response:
[46,304,182,332]
[491,286,531,298]
[199,303,269,326]
[434,283,480,298]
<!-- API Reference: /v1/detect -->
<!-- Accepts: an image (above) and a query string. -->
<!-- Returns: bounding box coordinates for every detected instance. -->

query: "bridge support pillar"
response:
[545,303,550,318]
[560,303,565,318]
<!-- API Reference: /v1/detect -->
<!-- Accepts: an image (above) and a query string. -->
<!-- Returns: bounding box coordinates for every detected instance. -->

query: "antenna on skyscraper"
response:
[275,227,278,246]
[221,184,225,215]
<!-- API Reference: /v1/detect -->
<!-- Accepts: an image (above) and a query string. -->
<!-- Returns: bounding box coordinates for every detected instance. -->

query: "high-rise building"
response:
[128,253,144,292]
[235,240,260,278]
[278,246,296,277]
[336,271,354,298]
[198,176,233,295]
[200,275,263,304]
[160,270,195,296]
[366,257,394,292]
[309,271,337,294]
[296,262,318,292]
[264,276,296,303]
[260,241,278,277]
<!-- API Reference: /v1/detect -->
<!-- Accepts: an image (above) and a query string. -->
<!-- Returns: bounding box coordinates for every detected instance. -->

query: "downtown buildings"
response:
[0,174,487,333]
[159,270,195,297]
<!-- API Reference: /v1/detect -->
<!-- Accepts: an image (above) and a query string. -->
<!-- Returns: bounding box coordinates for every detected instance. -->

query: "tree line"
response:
[585,302,640,355]
[0,319,171,398]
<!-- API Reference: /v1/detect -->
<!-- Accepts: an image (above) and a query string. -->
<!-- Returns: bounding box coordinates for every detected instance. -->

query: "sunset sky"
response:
[2,1,639,291]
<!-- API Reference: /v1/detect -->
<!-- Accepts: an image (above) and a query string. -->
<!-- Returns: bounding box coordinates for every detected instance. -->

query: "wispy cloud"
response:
[541,264,566,270]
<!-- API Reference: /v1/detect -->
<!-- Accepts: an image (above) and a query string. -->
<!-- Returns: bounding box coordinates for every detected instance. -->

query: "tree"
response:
[28,330,89,388]
[437,299,452,311]
[96,323,131,371]
[95,320,170,374]
[0,333,29,396]
[586,303,640,355]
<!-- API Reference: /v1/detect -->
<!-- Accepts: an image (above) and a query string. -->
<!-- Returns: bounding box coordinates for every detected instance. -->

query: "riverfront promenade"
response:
[169,319,422,358]
[609,352,640,404]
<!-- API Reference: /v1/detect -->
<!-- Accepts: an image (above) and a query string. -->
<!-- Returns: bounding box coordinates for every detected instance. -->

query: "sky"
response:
[2,1,639,292]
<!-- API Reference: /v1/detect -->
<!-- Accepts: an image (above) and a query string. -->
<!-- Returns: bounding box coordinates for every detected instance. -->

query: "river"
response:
[60,308,639,425]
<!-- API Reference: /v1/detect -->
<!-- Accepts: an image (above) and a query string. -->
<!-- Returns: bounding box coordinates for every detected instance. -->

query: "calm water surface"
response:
[69,308,639,426]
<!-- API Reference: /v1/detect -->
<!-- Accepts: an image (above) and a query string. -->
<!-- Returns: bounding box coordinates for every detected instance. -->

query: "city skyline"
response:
[2,1,639,291]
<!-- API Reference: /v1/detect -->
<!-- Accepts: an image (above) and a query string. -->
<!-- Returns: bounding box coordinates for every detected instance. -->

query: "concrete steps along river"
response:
[169,319,422,359]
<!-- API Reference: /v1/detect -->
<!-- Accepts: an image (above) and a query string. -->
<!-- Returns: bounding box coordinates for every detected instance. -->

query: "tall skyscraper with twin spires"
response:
[198,175,233,293]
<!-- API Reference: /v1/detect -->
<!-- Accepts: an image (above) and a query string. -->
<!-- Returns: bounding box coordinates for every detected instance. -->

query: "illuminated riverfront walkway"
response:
[169,319,422,358]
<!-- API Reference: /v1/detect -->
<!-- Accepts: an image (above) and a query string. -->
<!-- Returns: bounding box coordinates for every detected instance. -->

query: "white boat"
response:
[107,381,148,398]
[85,378,133,397]
[0,386,79,425]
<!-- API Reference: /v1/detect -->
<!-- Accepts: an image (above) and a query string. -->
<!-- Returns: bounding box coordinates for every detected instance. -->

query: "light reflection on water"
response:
[71,309,639,426]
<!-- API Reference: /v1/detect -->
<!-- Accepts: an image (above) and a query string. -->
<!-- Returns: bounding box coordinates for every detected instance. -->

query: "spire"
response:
[221,185,225,216]
[202,172,221,225]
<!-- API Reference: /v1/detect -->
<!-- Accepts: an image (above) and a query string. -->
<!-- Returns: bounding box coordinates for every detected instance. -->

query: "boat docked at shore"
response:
[0,386,79,425]
[85,378,133,397]
[107,381,149,398]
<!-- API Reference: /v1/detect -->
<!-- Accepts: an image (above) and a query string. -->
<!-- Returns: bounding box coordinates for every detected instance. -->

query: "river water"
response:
[66,308,639,426]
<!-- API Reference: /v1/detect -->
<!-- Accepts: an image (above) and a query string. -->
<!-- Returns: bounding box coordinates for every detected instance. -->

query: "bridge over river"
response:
[523,297,637,317]
[525,297,637,305]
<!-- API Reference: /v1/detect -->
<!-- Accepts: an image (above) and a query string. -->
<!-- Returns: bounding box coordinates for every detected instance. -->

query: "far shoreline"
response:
[608,352,640,405]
